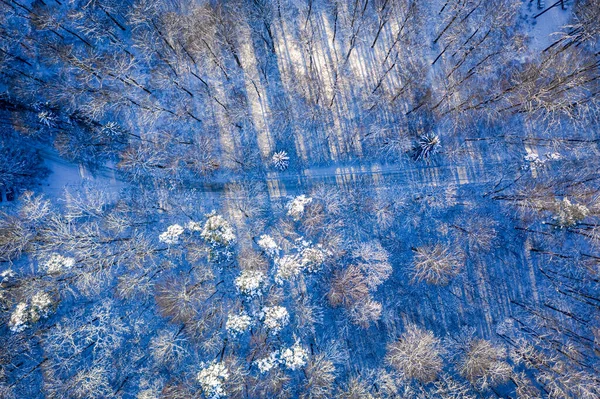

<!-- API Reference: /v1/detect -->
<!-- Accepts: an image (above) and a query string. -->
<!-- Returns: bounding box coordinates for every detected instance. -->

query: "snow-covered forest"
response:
[0,0,599,398]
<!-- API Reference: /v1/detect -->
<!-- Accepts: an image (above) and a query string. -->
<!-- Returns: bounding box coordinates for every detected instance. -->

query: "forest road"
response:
[38,148,513,199]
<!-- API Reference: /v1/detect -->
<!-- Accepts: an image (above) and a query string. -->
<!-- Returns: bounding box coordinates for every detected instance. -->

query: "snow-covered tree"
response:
[257,234,281,257]
[9,292,54,333]
[158,224,184,245]
[226,312,253,336]
[286,195,313,221]
[234,269,266,297]
[553,198,589,227]
[197,361,230,399]
[272,151,290,171]
[261,306,290,334]
[201,212,236,247]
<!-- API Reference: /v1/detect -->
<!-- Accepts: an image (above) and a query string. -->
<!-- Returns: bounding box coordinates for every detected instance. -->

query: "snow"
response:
[524,1,572,53]
[41,148,124,198]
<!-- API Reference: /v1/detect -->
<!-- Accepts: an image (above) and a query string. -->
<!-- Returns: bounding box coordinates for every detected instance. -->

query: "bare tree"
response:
[411,244,464,285]
[458,339,512,390]
[302,354,336,399]
[385,324,445,383]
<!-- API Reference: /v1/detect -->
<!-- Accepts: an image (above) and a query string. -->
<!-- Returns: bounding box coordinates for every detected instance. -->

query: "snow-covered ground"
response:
[524,0,572,53]
[40,148,124,197]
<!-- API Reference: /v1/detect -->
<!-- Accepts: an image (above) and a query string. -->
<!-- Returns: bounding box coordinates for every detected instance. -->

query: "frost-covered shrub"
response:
[304,354,336,398]
[280,340,309,370]
[272,151,290,171]
[274,254,303,283]
[9,292,54,332]
[553,198,589,227]
[68,366,112,399]
[42,253,75,274]
[255,351,280,373]
[226,312,252,336]
[257,234,280,257]
[0,268,14,283]
[234,269,266,297]
[286,195,312,221]
[197,361,230,399]
[262,306,290,334]
[201,212,236,247]
[158,224,184,245]
[100,122,124,138]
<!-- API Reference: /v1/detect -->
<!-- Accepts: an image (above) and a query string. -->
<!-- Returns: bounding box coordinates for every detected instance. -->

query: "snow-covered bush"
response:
[255,351,279,373]
[201,212,236,247]
[158,224,184,245]
[523,152,546,171]
[42,253,75,274]
[257,234,280,257]
[272,151,290,171]
[234,269,266,297]
[553,198,589,227]
[272,240,327,283]
[524,153,541,163]
[0,269,13,300]
[9,292,54,332]
[197,361,230,399]
[286,195,312,221]
[262,306,290,334]
[30,292,53,320]
[280,340,309,370]
[226,312,252,336]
